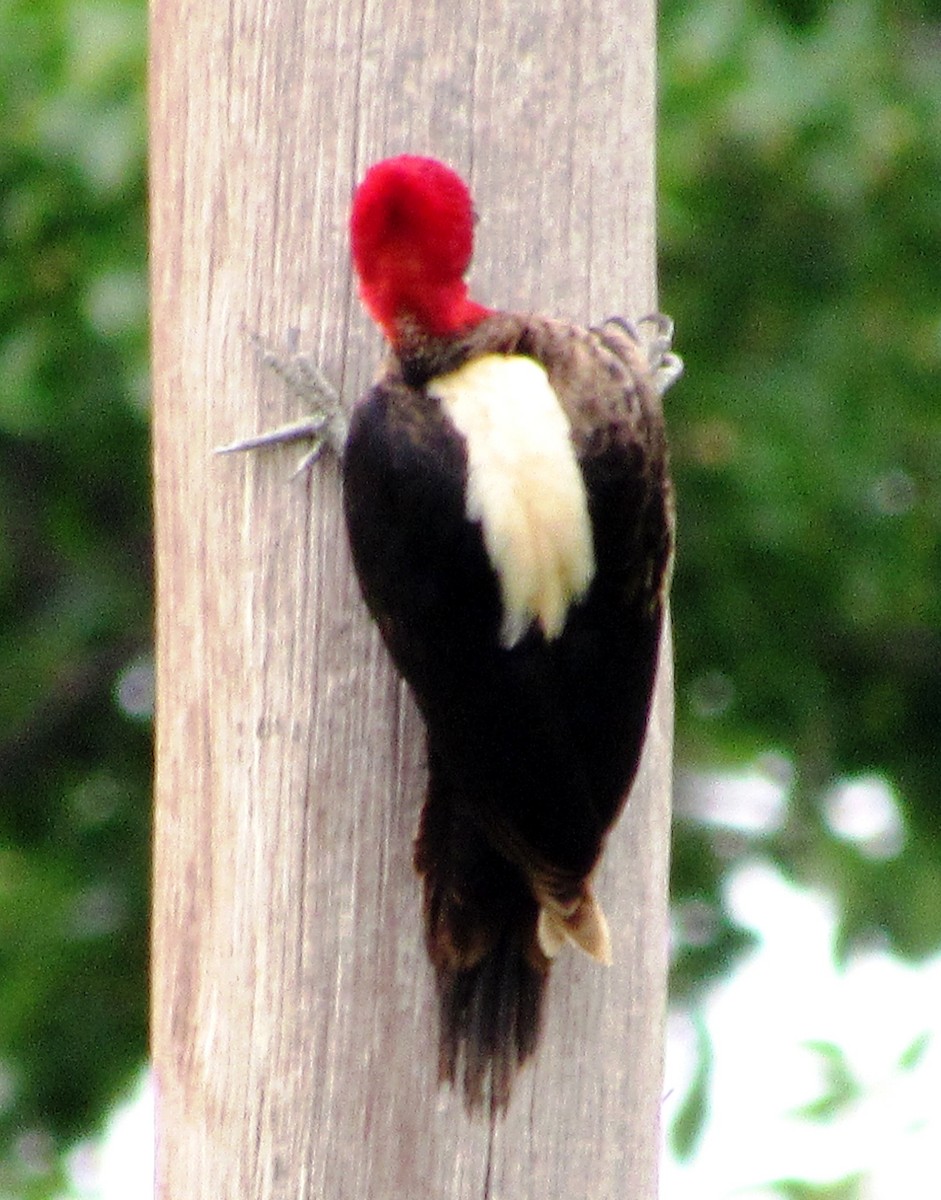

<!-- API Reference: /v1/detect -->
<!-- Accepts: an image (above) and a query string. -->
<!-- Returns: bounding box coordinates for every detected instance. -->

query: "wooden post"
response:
[150,1,671,1197]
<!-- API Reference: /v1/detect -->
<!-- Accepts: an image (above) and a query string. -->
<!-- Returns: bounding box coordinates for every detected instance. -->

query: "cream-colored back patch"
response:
[428,354,595,647]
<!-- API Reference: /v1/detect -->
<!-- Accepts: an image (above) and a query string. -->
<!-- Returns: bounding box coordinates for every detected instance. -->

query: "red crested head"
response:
[350,155,492,345]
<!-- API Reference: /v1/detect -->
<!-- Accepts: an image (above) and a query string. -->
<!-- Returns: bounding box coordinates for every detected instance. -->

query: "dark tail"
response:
[414,760,551,1112]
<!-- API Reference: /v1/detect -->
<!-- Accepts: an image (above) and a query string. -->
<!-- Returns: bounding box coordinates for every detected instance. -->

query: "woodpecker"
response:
[220,155,680,1113]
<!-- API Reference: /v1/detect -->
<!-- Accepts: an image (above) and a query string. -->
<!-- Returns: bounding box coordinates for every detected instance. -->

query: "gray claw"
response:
[633,313,683,397]
[599,313,683,397]
[215,333,349,471]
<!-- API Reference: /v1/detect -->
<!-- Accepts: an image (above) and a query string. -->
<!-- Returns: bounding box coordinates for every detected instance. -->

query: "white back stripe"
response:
[428,354,595,647]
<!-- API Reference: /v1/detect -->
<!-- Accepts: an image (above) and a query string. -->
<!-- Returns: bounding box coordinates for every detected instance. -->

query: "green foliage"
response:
[897,1029,931,1070]
[669,1014,712,1159]
[661,0,941,987]
[792,1041,862,1120]
[0,0,938,1192]
[0,0,149,1193]
[769,1176,866,1200]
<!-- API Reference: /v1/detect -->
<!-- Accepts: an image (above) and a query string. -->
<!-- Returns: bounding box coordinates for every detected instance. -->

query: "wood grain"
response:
[150,0,670,1196]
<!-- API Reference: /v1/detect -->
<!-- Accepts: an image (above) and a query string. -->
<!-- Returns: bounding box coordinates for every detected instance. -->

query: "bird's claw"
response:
[215,332,349,473]
[603,313,684,397]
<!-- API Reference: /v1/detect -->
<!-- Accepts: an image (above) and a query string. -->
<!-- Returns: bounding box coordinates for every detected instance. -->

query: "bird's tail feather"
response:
[434,914,548,1110]
[414,763,550,1112]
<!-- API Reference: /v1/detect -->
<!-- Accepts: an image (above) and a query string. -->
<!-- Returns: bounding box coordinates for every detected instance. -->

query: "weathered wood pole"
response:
[150,1,671,1196]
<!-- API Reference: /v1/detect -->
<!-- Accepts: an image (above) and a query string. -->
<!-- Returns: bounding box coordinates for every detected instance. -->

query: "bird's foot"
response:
[215,331,349,475]
[603,313,684,397]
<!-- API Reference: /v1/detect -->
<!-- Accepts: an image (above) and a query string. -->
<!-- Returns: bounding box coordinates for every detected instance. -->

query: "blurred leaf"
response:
[792,1041,861,1120]
[897,1030,931,1071]
[670,1015,713,1159]
[770,1176,866,1200]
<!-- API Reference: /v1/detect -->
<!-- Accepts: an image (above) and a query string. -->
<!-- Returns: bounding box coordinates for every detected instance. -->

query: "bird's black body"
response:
[342,311,673,1109]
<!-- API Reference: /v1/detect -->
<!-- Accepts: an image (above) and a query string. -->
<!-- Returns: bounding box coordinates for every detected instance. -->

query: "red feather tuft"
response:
[350,156,491,343]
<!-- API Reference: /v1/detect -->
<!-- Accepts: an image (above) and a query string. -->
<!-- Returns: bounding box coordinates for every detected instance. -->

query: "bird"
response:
[219,154,681,1113]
